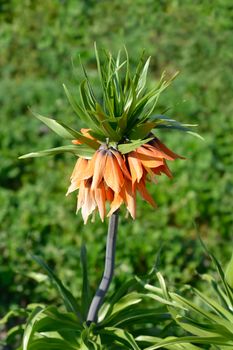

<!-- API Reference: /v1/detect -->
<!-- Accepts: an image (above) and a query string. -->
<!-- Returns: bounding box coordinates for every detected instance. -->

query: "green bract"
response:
[19,44,201,160]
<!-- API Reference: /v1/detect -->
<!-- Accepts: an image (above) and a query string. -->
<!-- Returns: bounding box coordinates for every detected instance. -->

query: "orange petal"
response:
[142,143,174,161]
[135,150,164,168]
[137,179,157,208]
[91,150,107,190]
[80,155,96,180]
[152,138,185,160]
[72,139,82,145]
[94,181,106,222]
[66,178,82,195]
[104,152,124,193]
[80,128,97,141]
[124,180,136,219]
[127,152,143,183]
[111,150,131,180]
[72,129,98,145]
[81,181,96,224]
[106,186,114,202]
[70,158,88,180]
[76,180,85,213]
[107,192,124,217]
[153,162,173,178]
[143,166,158,183]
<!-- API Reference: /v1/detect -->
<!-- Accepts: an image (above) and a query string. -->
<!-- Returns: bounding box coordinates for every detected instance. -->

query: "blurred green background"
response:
[0,0,232,330]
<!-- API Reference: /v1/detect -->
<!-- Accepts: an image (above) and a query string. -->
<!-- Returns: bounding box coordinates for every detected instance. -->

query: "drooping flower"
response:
[65,130,184,223]
[20,45,199,223]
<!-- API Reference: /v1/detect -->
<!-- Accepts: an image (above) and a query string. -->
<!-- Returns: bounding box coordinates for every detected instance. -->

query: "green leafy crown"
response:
[20,44,201,160]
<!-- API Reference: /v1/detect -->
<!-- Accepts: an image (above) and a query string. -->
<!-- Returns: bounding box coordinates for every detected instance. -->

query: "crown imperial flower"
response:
[20,45,199,223]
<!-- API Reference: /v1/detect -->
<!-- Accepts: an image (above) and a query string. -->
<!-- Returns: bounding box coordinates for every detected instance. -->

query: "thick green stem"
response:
[87,211,119,324]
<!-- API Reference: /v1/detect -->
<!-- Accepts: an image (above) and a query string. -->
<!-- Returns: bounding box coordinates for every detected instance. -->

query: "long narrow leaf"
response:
[32,256,81,320]
[19,145,95,159]
[32,112,73,139]
[23,307,44,350]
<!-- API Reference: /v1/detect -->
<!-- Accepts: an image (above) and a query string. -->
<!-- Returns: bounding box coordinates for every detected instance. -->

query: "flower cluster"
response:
[20,46,198,223]
[67,130,183,223]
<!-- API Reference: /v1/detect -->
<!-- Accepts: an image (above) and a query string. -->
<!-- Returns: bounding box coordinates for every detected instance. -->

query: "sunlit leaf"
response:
[23,306,44,350]
[19,145,95,159]
[32,112,74,139]
[118,137,153,154]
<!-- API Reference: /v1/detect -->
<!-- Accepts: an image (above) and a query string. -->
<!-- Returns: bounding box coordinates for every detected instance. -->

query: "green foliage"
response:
[138,242,233,349]
[0,0,233,347]
[3,244,233,349]
[20,47,198,161]
[1,252,171,349]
